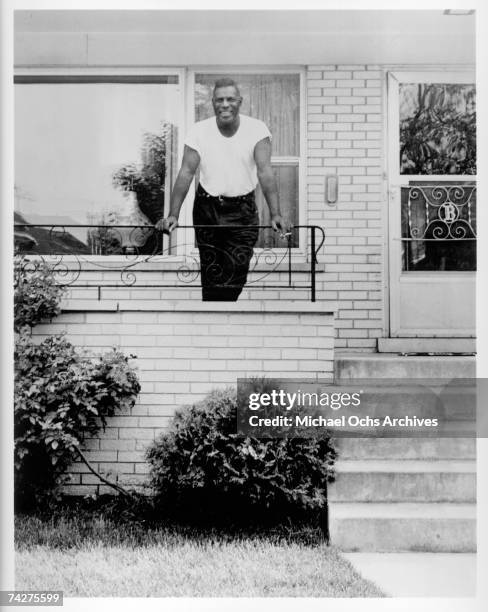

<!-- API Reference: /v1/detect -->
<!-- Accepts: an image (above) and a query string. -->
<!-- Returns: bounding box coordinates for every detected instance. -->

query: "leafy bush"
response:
[146,387,337,524]
[14,256,67,331]
[14,255,141,510]
[14,333,141,509]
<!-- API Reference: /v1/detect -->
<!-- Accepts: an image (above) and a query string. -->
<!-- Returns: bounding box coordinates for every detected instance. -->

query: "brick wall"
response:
[306,65,385,350]
[31,301,335,495]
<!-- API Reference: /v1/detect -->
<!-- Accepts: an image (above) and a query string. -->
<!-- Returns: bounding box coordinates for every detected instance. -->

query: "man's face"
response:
[212,86,242,125]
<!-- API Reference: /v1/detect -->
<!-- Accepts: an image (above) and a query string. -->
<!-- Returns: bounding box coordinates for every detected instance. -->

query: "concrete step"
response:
[326,386,476,422]
[329,459,476,502]
[329,502,476,552]
[335,353,476,380]
[334,437,476,460]
[377,337,476,354]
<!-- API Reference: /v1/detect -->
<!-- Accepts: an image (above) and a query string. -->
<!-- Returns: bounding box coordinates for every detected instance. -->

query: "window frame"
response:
[186,66,308,259]
[387,70,477,274]
[14,65,308,264]
[14,66,188,265]
[388,70,477,184]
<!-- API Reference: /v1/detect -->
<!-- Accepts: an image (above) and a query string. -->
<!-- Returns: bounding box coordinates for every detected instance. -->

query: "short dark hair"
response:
[212,78,241,98]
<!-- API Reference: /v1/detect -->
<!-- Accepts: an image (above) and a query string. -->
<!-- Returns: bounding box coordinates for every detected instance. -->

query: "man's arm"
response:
[254,137,289,233]
[155,145,200,233]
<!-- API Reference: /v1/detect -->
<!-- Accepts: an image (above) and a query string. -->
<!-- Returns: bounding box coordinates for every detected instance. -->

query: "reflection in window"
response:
[15,80,179,254]
[195,73,301,248]
[399,83,476,175]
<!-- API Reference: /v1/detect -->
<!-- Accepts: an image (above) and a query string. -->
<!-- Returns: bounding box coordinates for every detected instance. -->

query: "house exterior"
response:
[14,10,477,550]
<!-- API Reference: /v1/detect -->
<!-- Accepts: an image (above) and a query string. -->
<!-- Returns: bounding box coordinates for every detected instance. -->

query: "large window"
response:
[15,75,180,255]
[194,73,301,248]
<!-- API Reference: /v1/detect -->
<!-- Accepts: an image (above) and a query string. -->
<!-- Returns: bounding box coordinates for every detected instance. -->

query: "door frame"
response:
[386,69,476,337]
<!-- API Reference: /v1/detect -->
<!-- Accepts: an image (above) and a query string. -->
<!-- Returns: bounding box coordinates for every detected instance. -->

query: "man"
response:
[155,77,289,301]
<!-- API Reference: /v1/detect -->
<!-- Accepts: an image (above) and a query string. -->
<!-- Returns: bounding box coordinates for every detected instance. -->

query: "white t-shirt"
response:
[185,114,272,197]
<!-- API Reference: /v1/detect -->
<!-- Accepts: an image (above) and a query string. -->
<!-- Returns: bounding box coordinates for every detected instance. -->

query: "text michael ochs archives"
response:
[236,378,480,438]
[245,389,439,430]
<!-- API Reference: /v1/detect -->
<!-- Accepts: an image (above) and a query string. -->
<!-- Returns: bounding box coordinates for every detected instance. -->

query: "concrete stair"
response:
[330,459,475,503]
[328,353,476,552]
[331,503,475,552]
[335,353,475,379]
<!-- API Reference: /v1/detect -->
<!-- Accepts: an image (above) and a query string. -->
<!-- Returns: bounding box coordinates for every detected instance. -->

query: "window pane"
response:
[401,183,476,271]
[399,83,476,175]
[256,163,299,248]
[15,82,179,254]
[195,73,300,156]
[194,73,301,249]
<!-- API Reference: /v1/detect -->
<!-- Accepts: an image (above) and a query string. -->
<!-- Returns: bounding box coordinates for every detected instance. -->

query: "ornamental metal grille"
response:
[401,184,476,272]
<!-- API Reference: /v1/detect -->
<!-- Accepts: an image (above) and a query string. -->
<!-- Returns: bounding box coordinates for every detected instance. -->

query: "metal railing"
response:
[14,224,326,302]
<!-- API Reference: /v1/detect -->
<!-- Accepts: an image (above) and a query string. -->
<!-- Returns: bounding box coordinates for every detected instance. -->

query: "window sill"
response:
[60,298,338,314]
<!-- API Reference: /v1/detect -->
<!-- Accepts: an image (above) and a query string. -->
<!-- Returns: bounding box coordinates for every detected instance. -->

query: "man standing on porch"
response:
[156,77,289,301]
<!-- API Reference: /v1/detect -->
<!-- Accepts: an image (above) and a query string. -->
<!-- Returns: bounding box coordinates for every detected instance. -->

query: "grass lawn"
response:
[15,513,384,597]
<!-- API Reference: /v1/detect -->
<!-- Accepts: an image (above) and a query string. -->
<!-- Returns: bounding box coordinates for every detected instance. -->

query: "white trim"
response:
[14,66,184,77]
[381,64,475,73]
[14,66,187,261]
[187,66,308,260]
[299,69,307,261]
[270,157,299,165]
[388,69,476,183]
[396,271,477,280]
[187,65,304,74]
[60,299,337,315]
[387,71,400,336]
[387,70,476,86]
[386,69,477,338]
[380,66,390,340]
[395,175,477,182]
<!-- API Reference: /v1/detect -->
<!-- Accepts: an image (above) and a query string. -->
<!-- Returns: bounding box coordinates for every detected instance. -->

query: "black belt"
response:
[197,184,254,204]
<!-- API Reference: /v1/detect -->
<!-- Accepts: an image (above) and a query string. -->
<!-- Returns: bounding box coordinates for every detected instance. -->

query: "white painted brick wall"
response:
[307,64,384,350]
[35,303,335,496]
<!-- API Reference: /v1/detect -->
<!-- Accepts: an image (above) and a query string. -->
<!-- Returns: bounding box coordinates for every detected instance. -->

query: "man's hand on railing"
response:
[155,215,179,234]
[270,214,293,239]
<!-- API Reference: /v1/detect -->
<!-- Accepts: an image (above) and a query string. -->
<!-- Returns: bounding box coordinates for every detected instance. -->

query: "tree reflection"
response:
[86,123,175,255]
[400,84,476,175]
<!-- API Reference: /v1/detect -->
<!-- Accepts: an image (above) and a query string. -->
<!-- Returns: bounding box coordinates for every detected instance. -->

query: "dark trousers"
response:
[193,184,259,301]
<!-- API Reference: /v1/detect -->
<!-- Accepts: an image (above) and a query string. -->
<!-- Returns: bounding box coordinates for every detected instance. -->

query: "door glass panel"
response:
[15,80,180,255]
[401,182,476,271]
[399,83,476,175]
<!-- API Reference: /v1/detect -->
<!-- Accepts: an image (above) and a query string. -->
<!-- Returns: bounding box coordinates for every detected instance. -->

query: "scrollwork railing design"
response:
[14,224,325,302]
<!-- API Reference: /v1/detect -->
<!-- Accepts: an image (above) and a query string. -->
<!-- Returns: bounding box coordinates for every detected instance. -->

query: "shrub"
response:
[14,333,141,509]
[14,256,67,331]
[146,387,337,524]
[14,255,141,509]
